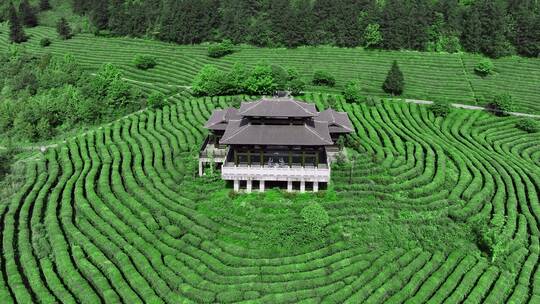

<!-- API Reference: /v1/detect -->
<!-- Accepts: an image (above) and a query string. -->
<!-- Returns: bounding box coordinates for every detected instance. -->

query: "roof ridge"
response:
[304,123,332,144]
[239,101,259,114]
[292,100,316,115]
[220,119,247,142]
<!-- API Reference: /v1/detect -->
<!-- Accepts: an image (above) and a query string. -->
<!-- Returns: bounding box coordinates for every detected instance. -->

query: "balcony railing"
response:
[221,161,331,182]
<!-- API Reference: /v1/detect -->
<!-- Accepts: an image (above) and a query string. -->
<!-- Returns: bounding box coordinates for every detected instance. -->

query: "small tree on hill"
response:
[430,100,452,117]
[19,0,38,27]
[8,2,27,43]
[383,60,404,96]
[363,23,382,48]
[343,81,364,103]
[39,0,52,11]
[56,18,72,40]
[312,70,336,87]
[489,93,514,116]
[516,119,538,133]
[475,58,494,76]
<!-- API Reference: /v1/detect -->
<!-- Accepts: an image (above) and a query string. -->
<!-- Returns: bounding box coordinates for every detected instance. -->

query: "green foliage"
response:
[87,63,137,108]
[383,60,404,96]
[244,63,277,95]
[0,147,15,180]
[363,23,382,48]
[133,55,157,70]
[19,0,38,27]
[489,93,514,115]
[301,203,330,232]
[430,100,452,117]
[342,81,364,103]
[39,0,51,11]
[8,2,27,43]
[516,118,539,133]
[472,215,510,262]
[0,52,142,142]
[192,65,227,97]
[312,70,336,87]
[475,58,494,76]
[164,225,182,238]
[146,92,166,109]
[40,38,51,47]
[193,62,302,96]
[56,17,72,40]
[208,39,234,58]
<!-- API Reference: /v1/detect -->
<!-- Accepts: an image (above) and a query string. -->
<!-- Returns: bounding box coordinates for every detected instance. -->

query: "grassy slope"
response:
[1,24,539,114]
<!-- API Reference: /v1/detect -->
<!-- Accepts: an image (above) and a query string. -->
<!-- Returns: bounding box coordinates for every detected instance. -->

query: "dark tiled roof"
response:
[316,109,354,133]
[204,97,354,146]
[204,108,240,130]
[220,119,333,146]
[238,98,317,117]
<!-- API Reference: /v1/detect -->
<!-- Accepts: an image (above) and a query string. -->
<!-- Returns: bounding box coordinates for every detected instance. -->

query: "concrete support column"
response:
[300,180,306,193]
[234,180,239,192]
[259,180,265,192]
[246,179,252,193]
[287,180,293,193]
[198,161,203,177]
[313,181,319,193]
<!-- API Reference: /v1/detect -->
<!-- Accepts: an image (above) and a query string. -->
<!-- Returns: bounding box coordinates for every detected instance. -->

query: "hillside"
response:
[1,90,539,302]
[1,24,540,115]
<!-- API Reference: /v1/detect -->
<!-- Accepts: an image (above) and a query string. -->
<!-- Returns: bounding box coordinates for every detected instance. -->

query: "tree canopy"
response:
[71,0,540,58]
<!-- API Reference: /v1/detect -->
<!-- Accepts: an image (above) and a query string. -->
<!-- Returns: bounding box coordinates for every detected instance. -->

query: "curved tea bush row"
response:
[0,92,539,303]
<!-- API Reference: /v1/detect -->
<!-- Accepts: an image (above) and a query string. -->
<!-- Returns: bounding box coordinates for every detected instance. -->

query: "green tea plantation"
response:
[1,90,539,303]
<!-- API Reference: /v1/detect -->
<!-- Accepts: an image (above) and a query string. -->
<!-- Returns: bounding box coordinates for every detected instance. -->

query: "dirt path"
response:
[404,99,540,119]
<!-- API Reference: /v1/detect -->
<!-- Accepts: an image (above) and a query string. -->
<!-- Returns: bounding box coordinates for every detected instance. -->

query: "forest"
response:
[49,0,540,58]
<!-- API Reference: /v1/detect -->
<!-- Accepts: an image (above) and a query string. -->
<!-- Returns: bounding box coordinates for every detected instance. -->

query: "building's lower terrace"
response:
[220,146,330,192]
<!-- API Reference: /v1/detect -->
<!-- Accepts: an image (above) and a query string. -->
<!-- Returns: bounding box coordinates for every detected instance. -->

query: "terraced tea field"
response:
[1,90,539,303]
[1,24,540,114]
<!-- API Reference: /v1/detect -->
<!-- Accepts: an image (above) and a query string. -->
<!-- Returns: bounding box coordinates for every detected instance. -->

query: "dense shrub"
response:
[489,93,514,115]
[301,203,329,232]
[430,100,452,117]
[40,38,52,47]
[342,81,364,103]
[192,65,227,97]
[208,39,234,58]
[146,92,166,109]
[192,63,301,96]
[133,55,157,70]
[516,118,539,133]
[475,58,494,76]
[312,70,336,87]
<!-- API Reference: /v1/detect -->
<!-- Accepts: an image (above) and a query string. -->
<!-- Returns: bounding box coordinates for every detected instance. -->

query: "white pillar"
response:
[287,180,293,193]
[234,180,239,192]
[259,180,265,192]
[198,161,203,176]
[300,180,306,193]
[246,179,252,193]
[313,181,319,193]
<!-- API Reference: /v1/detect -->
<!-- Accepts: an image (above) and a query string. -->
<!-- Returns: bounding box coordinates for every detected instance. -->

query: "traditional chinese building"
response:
[199,96,353,192]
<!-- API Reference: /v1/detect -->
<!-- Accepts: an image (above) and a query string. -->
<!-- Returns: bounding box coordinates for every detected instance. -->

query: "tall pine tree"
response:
[383,60,404,96]
[57,17,72,40]
[8,2,27,43]
[19,0,38,27]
